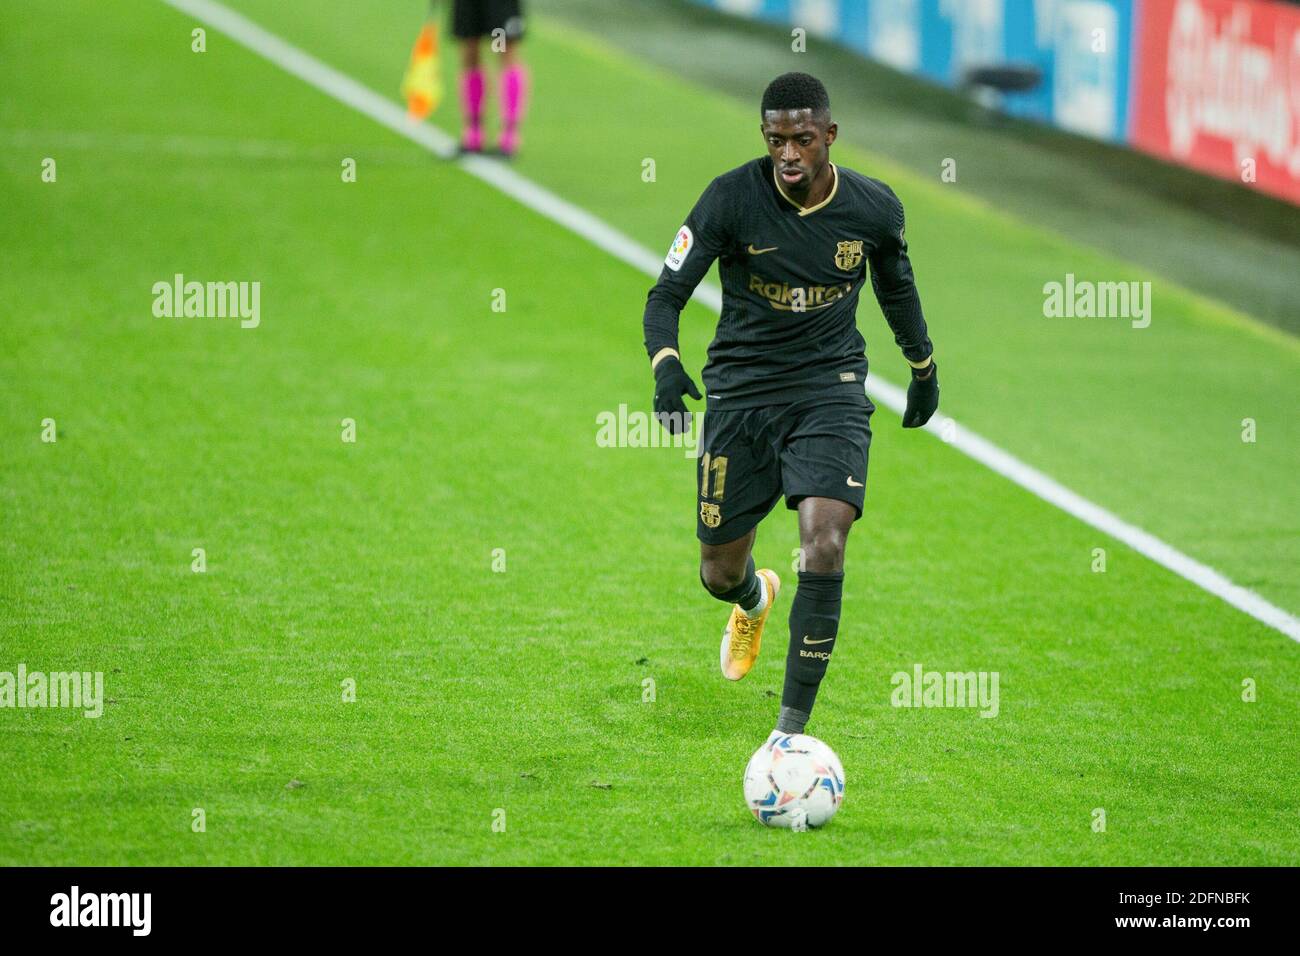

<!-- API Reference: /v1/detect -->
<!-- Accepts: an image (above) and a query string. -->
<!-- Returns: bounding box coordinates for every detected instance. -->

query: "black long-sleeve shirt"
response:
[643,155,933,409]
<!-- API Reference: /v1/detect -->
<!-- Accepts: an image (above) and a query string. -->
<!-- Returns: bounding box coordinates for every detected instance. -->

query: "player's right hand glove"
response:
[902,362,938,428]
[653,355,702,434]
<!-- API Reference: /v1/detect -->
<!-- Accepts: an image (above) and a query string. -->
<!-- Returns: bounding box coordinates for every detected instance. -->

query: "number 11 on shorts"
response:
[700,453,729,500]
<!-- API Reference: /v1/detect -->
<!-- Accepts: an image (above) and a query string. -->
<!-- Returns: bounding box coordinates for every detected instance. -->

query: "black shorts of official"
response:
[451,0,526,41]
[695,395,875,545]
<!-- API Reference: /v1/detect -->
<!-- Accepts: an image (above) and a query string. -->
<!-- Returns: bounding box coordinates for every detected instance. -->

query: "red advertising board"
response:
[1131,0,1300,205]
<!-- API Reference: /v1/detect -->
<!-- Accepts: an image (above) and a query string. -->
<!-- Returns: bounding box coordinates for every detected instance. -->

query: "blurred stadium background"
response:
[1,0,1296,865]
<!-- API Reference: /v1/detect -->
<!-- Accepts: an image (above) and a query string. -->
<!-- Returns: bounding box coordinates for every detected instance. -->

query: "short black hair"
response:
[760,72,830,118]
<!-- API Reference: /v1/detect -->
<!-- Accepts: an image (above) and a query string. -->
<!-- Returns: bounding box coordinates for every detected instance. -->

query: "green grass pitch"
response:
[1,0,1297,865]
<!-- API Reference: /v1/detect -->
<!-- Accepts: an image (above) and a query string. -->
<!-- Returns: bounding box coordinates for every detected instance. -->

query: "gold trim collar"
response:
[774,162,838,216]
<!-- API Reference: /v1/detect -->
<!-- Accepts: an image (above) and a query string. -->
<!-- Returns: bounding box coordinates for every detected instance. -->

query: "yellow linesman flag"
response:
[402,22,442,119]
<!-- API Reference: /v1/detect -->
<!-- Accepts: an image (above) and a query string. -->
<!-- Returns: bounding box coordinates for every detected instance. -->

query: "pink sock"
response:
[499,64,529,153]
[459,68,485,149]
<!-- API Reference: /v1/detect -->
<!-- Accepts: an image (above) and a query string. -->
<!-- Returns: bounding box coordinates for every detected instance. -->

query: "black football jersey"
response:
[643,155,933,409]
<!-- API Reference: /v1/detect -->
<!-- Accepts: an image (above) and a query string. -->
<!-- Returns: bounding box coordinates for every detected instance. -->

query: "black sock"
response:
[778,570,844,733]
[701,556,762,609]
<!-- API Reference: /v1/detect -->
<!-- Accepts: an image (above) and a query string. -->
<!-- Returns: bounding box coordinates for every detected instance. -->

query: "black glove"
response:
[902,362,938,428]
[653,355,702,433]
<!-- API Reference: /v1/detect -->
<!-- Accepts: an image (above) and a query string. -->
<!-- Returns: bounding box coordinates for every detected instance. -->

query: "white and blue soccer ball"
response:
[743,733,845,829]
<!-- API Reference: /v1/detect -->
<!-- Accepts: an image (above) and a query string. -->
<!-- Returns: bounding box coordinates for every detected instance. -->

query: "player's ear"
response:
[824,122,837,147]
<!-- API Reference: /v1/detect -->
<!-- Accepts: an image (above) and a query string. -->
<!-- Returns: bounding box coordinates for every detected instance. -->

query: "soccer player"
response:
[451,0,529,156]
[642,72,939,738]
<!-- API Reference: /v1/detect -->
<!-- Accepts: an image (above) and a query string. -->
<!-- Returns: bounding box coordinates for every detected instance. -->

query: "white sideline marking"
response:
[158,0,1299,643]
[160,0,683,297]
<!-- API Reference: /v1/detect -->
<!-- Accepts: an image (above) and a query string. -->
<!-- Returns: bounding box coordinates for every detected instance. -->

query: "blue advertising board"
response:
[690,0,1134,143]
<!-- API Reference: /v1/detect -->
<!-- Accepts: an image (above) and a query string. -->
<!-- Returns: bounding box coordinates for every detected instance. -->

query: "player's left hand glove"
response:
[653,355,702,434]
[902,362,938,428]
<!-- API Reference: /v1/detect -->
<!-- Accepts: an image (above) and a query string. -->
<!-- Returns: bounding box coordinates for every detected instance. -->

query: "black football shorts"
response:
[451,0,526,41]
[695,395,875,545]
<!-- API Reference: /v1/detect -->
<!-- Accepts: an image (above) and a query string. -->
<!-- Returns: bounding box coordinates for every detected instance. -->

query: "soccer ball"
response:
[743,733,845,829]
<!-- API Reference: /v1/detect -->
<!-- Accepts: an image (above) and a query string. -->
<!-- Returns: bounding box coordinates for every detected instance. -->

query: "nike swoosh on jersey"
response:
[846,476,864,487]
[746,244,778,255]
